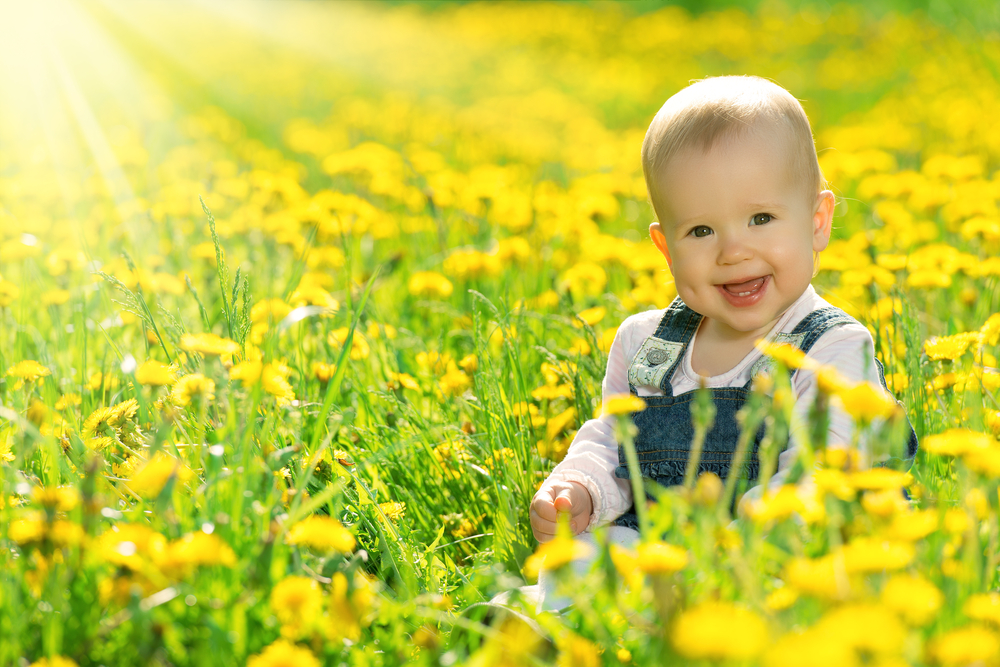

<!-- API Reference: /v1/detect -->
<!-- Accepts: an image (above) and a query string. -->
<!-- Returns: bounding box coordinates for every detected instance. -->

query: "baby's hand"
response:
[530,480,593,543]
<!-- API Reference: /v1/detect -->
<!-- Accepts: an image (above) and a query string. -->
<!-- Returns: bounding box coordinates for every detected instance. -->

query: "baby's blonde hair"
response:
[642,76,824,224]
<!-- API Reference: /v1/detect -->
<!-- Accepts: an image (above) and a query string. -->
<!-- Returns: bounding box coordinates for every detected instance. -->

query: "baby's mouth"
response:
[722,277,766,297]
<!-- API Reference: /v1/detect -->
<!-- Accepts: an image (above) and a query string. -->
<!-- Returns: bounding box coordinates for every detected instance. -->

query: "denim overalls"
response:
[614,298,918,530]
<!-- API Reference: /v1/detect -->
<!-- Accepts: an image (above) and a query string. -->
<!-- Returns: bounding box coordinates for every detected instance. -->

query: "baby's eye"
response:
[689,225,712,238]
[750,213,772,226]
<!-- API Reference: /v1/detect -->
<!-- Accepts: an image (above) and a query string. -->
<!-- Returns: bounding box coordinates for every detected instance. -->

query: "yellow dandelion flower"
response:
[97,523,167,569]
[601,393,647,416]
[635,541,688,574]
[929,626,1000,666]
[840,537,914,573]
[82,406,117,438]
[881,574,943,626]
[556,633,601,667]
[964,447,1000,477]
[387,371,419,391]
[834,382,900,422]
[40,289,71,307]
[671,602,768,660]
[531,384,574,400]
[522,533,594,580]
[814,603,906,655]
[784,555,850,601]
[886,509,938,541]
[160,532,237,575]
[171,373,216,407]
[127,451,194,498]
[6,360,51,382]
[764,587,799,611]
[250,298,293,324]
[328,327,370,360]
[0,280,17,307]
[846,468,913,490]
[861,488,910,517]
[764,627,855,667]
[247,639,320,667]
[135,360,176,386]
[286,515,356,553]
[757,341,811,369]
[31,486,79,512]
[378,501,406,522]
[29,657,78,667]
[179,332,240,357]
[923,429,994,456]
[54,393,81,411]
[439,363,472,397]
[9,513,46,545]
[408,271,453,299]
[458,354,478,373]
[924,332,980,361]
[965,593,1000,626]
[575,306,606,326]
[270,576,324,638]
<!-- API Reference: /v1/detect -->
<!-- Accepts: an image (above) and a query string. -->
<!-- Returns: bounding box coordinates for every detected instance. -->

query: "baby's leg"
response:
[536,525,640,612]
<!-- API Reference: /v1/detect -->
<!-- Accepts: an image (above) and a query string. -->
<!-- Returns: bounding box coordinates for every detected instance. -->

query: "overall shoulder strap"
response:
[791,307,859,355]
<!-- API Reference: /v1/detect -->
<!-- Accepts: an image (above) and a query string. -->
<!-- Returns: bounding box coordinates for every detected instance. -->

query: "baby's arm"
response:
[530,323,636,541]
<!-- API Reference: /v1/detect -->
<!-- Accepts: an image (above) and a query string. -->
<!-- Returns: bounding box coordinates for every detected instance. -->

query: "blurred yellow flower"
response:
[965,593,1000,626]
[459,353,478,373]
[846,468,913,491]
[329,328,370,360]
[40,289,71,306]
[928,626,1000,666]
[924,331,979,361]
[840,537,914,573]
[387,371,419,391]
[523,534,593,580]
[922,429,994,456]
[408,271,453,298]
[31,486,79,512]
[439,363,472,397]
[757,341,810,369]
[171,373,216,407]
[575,306,606,326]
[602,394,646,416]
[813,603,906,656]
[671,602,768,660]
[880,574,942,626]
[834,382,900,422]
[29,657,78,667]
[247,639,320,667]
[286,515,356,553]
[6,360,51,382]
[54,393,81,411]
[635,541,688,574]
[180,333,240,356]
[128,451,194,498]
[887,509,938,541]
[135,360,177,386]
[764,587,798,611]
[162,532,237,574]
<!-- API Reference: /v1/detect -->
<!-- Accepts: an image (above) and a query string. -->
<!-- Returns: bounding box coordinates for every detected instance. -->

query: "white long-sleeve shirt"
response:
[547,285,887,529]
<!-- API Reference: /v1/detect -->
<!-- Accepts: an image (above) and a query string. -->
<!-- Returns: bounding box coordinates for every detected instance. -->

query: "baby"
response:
[530,76,917,549]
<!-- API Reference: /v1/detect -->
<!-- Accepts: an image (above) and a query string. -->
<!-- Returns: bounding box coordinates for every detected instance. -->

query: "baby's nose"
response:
[718,234,754,264]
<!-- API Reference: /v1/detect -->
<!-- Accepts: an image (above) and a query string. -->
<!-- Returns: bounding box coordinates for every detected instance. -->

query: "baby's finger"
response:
[531,495,559,523]
[552,486,574,513]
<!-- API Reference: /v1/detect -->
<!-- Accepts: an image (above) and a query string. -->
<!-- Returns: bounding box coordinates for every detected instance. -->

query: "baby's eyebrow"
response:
[745,201,787,211]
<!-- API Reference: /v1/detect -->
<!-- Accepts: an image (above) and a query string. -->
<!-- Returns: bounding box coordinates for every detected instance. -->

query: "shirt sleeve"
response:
[544,318,637,528]
[789,322,886,463]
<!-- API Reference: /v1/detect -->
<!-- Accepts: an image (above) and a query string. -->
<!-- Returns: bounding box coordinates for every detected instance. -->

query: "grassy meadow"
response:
[1,1,1000,665]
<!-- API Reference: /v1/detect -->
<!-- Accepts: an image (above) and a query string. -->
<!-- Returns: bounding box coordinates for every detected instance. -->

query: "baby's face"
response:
[650,129,834,342]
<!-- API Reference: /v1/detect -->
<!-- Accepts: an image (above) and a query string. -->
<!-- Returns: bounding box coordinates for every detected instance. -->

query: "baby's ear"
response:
[649,222,672,268]
[812,191,835,251]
